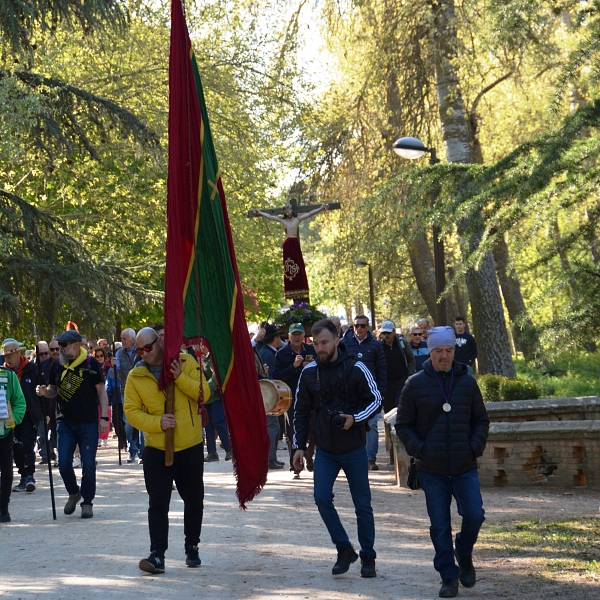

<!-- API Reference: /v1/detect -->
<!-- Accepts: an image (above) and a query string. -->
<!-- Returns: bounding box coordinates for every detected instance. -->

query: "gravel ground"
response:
[1,434,599,600]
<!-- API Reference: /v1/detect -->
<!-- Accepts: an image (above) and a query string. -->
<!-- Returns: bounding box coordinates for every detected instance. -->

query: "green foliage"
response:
[275,301,327,326]
[499,377,541,401]
[515,350,600,398]
[477,374,506,402]
[0,0,313,339]
[0,0,127,59]
[477,373,540,401]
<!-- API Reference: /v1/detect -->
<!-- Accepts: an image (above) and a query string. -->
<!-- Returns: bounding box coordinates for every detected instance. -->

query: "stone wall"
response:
[384,397,600,488]
[480,421,600,487]
[486,396,600,422]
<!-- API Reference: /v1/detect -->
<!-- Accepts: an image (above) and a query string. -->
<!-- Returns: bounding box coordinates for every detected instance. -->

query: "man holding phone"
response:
[273,322,314,477]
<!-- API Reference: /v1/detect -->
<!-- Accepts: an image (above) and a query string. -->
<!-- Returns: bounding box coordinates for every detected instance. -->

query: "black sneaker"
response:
[268,461,283,470]
[368,460,379,471]
[332,546,358,575]
[439,578,459,598]
[205,453,219,462]
[0,504,10,523]
[12,480,27,492]
[185,545,201,567]
[25,477,36,493]
[360,556,376,578]
[225,450,232,461]
[139,552,165,574]
[455,551,476,587]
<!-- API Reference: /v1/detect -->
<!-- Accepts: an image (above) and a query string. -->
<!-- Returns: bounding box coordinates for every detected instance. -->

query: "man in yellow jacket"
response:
[124,327,210,574]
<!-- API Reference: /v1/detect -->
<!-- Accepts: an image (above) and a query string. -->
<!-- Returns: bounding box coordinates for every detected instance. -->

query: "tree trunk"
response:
[432,0,515,377]
[408,232,457,325]
[492,236,538,361]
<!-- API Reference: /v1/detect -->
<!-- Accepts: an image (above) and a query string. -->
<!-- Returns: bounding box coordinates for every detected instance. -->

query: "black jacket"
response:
[341,330,387,394]
[14,361,42,423]
[454,331,478,366]
[381,335,416,380]
[272,342,314,398]
[293,349,382,454]
[395,359,489,477]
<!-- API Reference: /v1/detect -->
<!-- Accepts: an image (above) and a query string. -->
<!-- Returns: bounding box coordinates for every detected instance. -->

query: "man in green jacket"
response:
[0,365,26,522]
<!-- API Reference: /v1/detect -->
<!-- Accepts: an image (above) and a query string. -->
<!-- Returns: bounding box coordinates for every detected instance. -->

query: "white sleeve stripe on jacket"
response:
[353,361,382,422]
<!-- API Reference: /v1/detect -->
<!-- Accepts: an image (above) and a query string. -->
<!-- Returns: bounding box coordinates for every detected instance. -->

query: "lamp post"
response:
[392,136,447,326]
[355,259,376,328]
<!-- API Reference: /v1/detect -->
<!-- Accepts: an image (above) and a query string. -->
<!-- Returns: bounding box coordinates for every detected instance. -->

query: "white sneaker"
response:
[73,456,81,468]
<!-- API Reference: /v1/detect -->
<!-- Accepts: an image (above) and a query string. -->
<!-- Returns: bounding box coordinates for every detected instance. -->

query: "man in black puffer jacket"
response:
[396,326,489,599]
[342,315,386,471]
[293,319,382,579]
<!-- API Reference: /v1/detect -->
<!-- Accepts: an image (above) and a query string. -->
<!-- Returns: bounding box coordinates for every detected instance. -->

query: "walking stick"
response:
[36,344,57,520]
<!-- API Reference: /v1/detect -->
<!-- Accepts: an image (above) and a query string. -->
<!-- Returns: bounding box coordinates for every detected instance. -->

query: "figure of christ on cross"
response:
[249,199,340,303]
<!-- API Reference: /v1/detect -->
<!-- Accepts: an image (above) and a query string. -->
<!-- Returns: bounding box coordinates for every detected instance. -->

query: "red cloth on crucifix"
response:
[283,237,310,302]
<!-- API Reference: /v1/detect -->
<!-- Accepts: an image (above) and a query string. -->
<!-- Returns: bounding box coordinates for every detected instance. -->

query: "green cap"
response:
[289,323,305,334]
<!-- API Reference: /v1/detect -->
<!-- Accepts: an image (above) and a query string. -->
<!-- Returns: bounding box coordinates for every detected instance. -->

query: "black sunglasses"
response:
[354,324,368,329]
[135,337,159,356]
[411,332,422,336]
[58,341,74,348]
[38,351,49,356]
[49,347,60,351]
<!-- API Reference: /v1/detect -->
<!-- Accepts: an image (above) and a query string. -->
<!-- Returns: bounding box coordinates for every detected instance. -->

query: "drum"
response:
[259,379,292,416]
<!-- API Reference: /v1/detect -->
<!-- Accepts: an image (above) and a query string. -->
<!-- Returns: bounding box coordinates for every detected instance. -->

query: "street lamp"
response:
[355,259,376,328]
[392,136,447,326]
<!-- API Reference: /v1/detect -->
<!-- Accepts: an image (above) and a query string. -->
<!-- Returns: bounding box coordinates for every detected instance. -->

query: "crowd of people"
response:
[0,314,484,598]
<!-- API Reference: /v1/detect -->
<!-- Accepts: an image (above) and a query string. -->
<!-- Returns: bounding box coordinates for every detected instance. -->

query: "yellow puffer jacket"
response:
[124,354,210,452]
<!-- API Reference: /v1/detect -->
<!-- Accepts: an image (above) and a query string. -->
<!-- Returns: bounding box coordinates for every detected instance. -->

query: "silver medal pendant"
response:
[443,402,451,412]
[357,353,363,359]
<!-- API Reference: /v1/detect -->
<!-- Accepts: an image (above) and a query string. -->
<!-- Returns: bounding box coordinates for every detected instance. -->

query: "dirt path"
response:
[1,436,599,599]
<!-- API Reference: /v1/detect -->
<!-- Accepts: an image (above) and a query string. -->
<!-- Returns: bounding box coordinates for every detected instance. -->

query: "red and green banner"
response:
[162,0,269,507]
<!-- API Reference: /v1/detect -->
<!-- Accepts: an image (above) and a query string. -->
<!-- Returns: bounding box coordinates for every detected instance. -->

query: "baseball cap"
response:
[289,323,305,334]
[379,320,396,333]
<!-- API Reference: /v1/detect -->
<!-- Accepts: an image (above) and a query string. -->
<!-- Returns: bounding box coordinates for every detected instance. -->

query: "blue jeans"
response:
[267,415,279,461]
[57,421,99,506]
[205,399,231,454]
[313,445,376,558]
[365,413,379,461]
[419,469,485,579]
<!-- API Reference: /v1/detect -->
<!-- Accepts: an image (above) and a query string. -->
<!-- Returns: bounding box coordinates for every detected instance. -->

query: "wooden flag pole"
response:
[165,382,175,466]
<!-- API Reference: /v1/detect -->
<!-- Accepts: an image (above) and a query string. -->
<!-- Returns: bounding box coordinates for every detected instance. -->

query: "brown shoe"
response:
[64,492,81,515]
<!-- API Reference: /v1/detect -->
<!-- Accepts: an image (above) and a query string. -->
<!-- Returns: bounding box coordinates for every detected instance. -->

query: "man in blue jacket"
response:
[342,315,385,470]
[395,327,489,598]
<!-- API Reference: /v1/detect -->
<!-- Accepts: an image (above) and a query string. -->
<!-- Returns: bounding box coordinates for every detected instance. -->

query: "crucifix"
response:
[248,196,341,303]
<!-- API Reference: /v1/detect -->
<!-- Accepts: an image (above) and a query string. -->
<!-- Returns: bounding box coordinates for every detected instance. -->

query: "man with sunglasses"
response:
[124,327,210,574]
[36,330,109,518]
[342,316,386,471]
[409,327,430,372]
